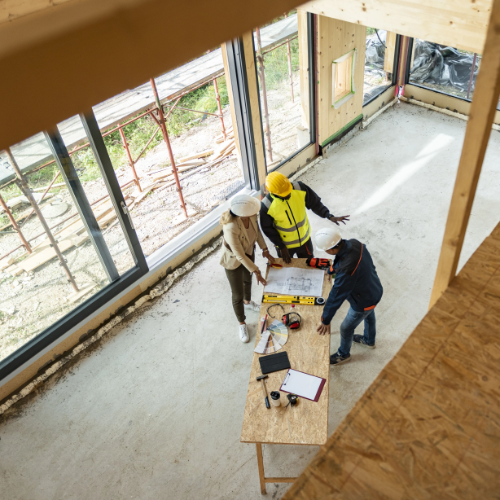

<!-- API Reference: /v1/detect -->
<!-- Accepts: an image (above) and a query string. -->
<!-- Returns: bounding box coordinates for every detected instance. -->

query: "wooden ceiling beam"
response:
[303,0,492,54]
[0,0,302,151]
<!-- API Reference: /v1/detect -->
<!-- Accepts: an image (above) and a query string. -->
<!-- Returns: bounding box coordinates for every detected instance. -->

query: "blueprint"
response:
[264,267,324,297]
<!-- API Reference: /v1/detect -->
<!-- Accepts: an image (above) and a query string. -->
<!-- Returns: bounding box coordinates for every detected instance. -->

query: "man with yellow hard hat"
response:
[260,172,349,263]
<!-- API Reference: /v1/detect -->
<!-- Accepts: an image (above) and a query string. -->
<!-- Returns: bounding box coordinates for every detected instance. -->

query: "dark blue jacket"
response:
[321,239,383,325]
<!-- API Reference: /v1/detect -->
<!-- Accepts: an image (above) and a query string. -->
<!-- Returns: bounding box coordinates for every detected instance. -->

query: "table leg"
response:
[256,443,266,494]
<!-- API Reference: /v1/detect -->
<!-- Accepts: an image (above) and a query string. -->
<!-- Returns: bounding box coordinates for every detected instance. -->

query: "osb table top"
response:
[283,223,500,499]
[240,258,332,446]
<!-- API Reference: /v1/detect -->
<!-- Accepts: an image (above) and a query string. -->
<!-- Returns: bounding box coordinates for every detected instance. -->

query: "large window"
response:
[408,39,491,107]
[253,11,314,170]
[0,38,264,381]
[363,28,398,105]
[92,51,243,257]
[0,113,147,374]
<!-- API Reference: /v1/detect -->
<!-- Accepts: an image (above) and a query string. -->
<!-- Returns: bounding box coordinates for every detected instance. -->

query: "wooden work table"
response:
[240,258,332,494]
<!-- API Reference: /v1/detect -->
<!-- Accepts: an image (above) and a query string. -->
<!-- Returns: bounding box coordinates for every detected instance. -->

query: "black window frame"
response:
[0,111,149,382]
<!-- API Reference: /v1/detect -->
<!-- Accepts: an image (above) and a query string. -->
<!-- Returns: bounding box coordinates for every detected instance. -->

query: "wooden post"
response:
[255,27,273,163]
[256,443,266,494]
[213,78,227,140]
[429,0,500,309]
[5,148,79,292]
[285,13,294,103]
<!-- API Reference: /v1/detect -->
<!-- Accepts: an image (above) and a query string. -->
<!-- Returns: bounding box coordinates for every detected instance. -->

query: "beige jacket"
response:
[220,215,267,272]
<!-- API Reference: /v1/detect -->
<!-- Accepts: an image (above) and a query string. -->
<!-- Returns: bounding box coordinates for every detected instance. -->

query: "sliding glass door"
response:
[0,111,148,380]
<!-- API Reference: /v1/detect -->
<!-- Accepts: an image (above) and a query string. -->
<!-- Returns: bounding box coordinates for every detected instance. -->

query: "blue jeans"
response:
[338,307,376,357]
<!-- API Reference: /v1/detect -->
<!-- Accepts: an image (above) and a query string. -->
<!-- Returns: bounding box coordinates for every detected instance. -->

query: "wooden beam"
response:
[0,0,73,24]
[303,0,491,54]
[429,0,500,308]
[241,31,267,188]
[0,0,302,152]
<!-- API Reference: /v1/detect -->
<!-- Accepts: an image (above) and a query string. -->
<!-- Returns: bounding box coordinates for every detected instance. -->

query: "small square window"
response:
[332,49,357,108]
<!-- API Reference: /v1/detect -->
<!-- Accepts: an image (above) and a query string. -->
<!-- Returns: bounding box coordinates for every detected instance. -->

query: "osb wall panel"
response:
[304,0,491,54]
[284,221,500,499]
[317,16,366,146]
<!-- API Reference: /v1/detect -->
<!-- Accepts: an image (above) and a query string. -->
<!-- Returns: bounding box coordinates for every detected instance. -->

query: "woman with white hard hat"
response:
[220,194,275,343]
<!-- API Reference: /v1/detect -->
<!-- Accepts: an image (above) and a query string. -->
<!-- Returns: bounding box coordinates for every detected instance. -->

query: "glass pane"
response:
[58,116,136,275]
[254,10,311,170]
[0,130,134,363]
[91,47,244,257]
[408,39,480,103]
[363,28,396,104]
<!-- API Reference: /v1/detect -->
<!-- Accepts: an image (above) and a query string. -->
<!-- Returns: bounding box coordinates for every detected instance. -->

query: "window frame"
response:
[253,12,317,174]
[0,111,149,382]
[333,49,357,109]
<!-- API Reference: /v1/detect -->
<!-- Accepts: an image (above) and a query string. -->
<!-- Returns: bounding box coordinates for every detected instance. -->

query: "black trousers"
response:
[225,252,255,323]
[276,237,314,259]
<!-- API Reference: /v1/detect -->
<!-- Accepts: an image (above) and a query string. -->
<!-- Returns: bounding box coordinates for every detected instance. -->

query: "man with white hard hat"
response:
[315,227,383,365]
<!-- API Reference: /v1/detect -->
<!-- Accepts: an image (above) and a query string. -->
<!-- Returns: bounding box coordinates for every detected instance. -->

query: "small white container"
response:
[270,391,281,407]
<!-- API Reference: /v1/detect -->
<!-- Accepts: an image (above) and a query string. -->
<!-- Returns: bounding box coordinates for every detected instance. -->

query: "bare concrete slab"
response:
[1,103,499,499]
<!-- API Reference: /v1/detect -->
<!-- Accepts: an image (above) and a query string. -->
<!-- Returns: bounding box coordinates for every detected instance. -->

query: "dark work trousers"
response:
[225,251,255,323]
[276,237,314,259]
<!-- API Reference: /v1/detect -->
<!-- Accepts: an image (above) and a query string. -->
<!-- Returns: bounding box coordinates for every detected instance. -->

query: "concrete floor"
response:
[1,102,500,499]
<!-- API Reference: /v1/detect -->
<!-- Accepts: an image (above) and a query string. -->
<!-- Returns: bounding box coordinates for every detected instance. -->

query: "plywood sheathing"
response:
[241,258,331,446]
[284,221,500,499]
[317,16,365,146]
[304,0,491,54]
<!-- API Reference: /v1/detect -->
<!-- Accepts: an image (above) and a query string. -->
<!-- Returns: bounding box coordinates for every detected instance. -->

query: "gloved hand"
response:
[280,246,292,264]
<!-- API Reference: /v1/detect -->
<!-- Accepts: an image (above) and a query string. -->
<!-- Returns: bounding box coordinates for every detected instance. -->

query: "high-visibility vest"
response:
[262,183,311,249]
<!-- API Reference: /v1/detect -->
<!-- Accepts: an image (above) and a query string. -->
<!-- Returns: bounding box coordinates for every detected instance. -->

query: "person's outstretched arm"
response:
[298,181,350,225]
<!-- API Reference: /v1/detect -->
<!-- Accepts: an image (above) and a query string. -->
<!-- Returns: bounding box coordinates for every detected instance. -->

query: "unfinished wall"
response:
[317,16,366,147]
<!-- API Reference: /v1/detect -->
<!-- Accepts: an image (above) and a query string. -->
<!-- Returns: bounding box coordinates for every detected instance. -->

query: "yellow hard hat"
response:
[265,172,292,197]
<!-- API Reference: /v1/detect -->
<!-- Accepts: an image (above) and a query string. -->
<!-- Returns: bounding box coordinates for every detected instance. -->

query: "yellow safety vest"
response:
[264,184,311,249]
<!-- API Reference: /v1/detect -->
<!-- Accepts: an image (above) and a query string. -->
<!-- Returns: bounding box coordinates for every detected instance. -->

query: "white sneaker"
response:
[244,300,260,312]
[239,324,250,343]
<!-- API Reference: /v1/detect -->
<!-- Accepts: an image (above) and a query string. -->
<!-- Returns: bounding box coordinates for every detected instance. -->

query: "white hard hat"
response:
[230,195,261,217]
[315,227,342,251]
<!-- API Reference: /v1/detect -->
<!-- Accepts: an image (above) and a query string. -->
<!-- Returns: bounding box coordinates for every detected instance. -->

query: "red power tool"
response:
[306,257,330,270]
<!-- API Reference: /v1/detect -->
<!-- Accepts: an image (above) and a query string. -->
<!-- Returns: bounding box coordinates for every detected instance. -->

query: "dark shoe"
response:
[330,352,351,365]
[353,334,375,348]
